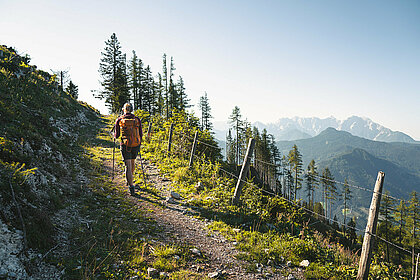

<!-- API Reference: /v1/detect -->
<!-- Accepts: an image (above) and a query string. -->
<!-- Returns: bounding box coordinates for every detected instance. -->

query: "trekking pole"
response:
[138,151,147,187]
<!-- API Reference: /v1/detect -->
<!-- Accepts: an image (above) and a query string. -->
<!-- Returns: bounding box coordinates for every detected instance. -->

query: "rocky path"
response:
[108,157,293,280]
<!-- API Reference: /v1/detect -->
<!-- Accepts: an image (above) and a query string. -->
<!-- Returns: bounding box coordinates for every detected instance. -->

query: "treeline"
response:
[95,33,212,127]
[224,105,419,272]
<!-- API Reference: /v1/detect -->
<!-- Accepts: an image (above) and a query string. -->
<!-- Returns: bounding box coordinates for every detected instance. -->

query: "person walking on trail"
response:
[114,103,142,196]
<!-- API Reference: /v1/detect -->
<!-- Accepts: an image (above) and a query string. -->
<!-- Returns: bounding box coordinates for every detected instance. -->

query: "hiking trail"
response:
[103,154,301,280]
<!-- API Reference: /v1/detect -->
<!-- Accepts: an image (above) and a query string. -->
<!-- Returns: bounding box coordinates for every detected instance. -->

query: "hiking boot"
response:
[129,186,135,196]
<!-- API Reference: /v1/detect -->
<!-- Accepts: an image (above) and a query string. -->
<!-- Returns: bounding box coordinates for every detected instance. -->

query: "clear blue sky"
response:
[1,0,419,139]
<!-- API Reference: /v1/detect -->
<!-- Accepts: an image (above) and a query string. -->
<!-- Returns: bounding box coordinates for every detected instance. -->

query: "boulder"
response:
[170,191,181,199]
[147,267,159,279]
[299,259,310,267]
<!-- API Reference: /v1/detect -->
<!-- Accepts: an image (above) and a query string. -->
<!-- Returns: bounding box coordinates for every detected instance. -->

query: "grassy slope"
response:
[140,112,411,280]
[0,45,208,279]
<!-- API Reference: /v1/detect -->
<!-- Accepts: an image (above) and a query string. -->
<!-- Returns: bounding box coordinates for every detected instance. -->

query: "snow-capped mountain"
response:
[253,116,416,143]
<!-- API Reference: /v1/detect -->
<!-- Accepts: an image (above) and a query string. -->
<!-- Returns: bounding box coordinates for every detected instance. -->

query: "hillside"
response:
[276,128,420,228]
[254,116,417,143]
[1,45,414,279]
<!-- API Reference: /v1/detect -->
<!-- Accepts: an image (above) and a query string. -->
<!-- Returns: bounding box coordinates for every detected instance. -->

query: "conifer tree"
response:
[393,200,407,262]
[198,91,212,131]
[154,73,165,116]
[162,54,169,118]
[321,167,335,219]
[226,129,235,164]
[142,65,154,113]
[347,216,357,244]
[97,33,129,113]
[65,80,78,99]
[305,159,318,209]
[341,179,352,233]
[128,51,143,110]
[407,191,419,277]
[288,145,303,201]
[177,76,190,111]
[378,191,395,262]
[229,106,244,167]
[168,56,178,114]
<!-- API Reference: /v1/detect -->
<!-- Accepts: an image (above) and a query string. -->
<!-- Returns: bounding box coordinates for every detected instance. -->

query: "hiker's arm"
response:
[114,119,120,138]
[139,118,143,141]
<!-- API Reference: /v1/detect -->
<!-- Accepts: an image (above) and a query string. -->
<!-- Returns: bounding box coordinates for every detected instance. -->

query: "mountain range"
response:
[275,128,420,228]
[253,116,417,143]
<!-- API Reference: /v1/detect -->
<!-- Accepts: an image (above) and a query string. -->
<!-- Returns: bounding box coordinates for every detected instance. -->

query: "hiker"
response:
[114,103,142,196]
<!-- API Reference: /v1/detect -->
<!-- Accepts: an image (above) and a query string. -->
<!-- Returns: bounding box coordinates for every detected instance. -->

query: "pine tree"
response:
[341,179,352,234]
[177,76,190,111]
[288,145,303,201]
[305,159,318,209]
[198,91,212,131]
[393,200,407,263]
[162,54,169,118]
[269,134,282,194]
[154,73,165,116]
[128,50,142,110]
[347,216,357,244]
[65,80,78,99]
[226,129,235,164]
[321,167,335,219]
[229,106,244,167]
[97,33,129,113]
[142,65,154,113]
[407,191,419,278]
[168,56,178,114]
[379,191,394,262]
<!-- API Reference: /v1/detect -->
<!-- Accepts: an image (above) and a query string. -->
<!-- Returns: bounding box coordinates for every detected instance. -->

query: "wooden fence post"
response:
[167,123,174,154]
[357,171,385,280]
[189,131,198,168]
[232,138,255,205]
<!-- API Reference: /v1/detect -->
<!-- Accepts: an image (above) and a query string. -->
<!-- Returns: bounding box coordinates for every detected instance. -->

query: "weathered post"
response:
[232,138,255,205]
[167,123,174,154]
[357,171,385,280]
[189,131,198,168]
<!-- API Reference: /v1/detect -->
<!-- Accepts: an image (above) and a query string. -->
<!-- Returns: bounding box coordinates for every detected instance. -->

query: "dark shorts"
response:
[120,145,140,160]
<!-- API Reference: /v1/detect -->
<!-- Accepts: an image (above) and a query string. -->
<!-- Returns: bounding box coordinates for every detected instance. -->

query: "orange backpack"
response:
[119,117,141,147]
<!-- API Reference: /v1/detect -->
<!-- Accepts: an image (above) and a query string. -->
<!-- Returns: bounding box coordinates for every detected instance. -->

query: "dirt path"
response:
[106,156,293,280]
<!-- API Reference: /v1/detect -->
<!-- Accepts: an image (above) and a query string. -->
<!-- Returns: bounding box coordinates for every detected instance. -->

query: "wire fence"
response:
[144,120,418,258]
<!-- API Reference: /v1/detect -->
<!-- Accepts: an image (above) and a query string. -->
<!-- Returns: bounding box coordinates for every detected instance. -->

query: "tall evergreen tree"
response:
[305,159,318,209]
[226,129,235,164]
[229,106,244,167]
[341,179,352,234]
[97,33,129,113]
[407,191,419,278]
[288,144,303,201]
[378,191,394,262]
[65,80,78,99]
[177,76,190,111]
[168,56,178,114]
[321,167,335,219]
[154,73,165,116]
[128,50,142,110]
[162,54,169,118]
[198,91,212,131]
[142,65,154,113]
[393,200,407,263]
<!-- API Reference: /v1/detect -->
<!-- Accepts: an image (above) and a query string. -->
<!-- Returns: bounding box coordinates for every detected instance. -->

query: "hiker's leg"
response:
[130,159,135,175]
[125,160,134,186]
